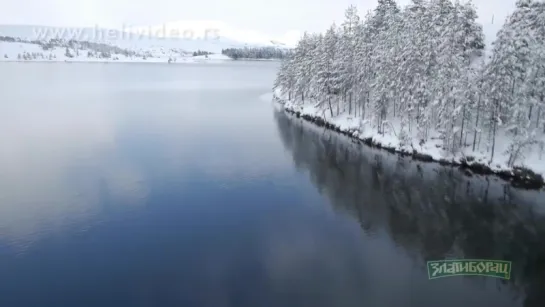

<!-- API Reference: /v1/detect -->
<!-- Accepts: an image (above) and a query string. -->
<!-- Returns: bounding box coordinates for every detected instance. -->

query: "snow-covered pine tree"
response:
[315,24,341,116]
[458,1,486,149]
[273,0,544,167]
[354,11,375,121]
[274,57,295,100]
[339,5,360,115]
[65,47,73,58]
[397,0,431,137]
[366,0,401,133]
[484,0,545,165]
[291,32,314,105]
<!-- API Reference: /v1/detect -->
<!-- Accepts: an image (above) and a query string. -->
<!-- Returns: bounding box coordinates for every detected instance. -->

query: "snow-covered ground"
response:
[0,24,296,52]
[0,41,233,64]
[274,89,545,181]
[0,23,295,64]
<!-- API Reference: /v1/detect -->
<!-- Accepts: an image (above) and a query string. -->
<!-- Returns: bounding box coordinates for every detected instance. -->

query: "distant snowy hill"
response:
[0,23,295,63]
[127,20,299,48]
[0,40,233,63]
[0,24,250,52]
[0,22,297,52]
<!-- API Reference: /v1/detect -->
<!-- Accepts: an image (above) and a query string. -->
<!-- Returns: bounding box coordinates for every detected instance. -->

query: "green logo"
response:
[427,259,511,280]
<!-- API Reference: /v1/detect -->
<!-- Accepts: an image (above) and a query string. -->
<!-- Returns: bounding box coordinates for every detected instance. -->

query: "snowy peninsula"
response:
[273,0,545,189]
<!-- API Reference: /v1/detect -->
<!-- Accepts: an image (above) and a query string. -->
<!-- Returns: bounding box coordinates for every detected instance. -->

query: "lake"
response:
[0,62,544,307]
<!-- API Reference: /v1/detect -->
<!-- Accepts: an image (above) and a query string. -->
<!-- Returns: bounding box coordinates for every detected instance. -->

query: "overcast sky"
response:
[1,0,517,39]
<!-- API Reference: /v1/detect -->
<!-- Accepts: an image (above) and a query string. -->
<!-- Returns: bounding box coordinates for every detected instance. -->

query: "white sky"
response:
[1,0,516,39]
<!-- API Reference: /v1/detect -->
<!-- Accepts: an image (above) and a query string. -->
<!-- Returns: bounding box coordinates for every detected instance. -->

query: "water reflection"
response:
[274,109,545,307]
[2,61,544,306]
[0,98,148,253]
[0,62,283,257]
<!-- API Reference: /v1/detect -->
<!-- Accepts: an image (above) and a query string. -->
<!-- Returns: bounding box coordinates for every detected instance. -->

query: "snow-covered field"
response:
[0,41,233,64]
[0,23,296,51]
[274,89,545,181]
[0,23,295,64]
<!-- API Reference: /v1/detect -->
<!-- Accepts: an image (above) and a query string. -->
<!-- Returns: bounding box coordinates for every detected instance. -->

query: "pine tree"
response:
[274,0,544,167]
[65,47,73,58]
[312,25,338,116]
[339,5,360,115]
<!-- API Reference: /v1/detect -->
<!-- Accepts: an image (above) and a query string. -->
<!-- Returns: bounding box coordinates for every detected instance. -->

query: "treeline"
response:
[48,39,140,58]
[192,50,212,56]
[0,36,18,43]
[0,35,50,46]
[222,46,291,60]
[274,0,545,166]
[16,52,55,60]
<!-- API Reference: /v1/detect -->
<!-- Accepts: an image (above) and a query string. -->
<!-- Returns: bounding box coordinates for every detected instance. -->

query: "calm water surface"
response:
[0,62,544,307]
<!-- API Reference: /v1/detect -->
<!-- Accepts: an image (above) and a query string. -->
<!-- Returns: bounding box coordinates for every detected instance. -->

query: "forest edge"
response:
[274,94,544,190]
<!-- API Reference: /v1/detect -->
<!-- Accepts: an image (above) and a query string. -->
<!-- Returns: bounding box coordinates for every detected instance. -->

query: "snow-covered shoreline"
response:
[0,41,289,64]
[0,41,234,64]
[271,1,545,191]
[273,90,545,190]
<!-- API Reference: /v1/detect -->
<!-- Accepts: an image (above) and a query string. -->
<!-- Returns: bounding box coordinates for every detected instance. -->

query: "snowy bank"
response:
[273,89,545,190]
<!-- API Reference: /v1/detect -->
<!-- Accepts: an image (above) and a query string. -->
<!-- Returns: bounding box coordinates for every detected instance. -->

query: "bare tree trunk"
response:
[361,93,364,119]
[473,92,482,151]
[490,99,499,164]
[451,98,456,151]
[487,116,493,153]
[425,124,429,141]
[354,92,357,117]
[381,112,385,135]
[538,93,544,131]
[363,89,369,120]
[460,104,466,147]
[536,105,541,130]
[416,102,421,125]
[408,107,412,133]
[349,92,352,115]
[490,120,497,163]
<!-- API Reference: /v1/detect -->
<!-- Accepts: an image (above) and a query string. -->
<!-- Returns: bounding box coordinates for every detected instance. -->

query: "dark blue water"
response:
[0,62,544,307]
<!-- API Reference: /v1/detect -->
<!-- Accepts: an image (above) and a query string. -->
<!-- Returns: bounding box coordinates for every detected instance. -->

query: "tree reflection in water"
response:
[274,109,545,307]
